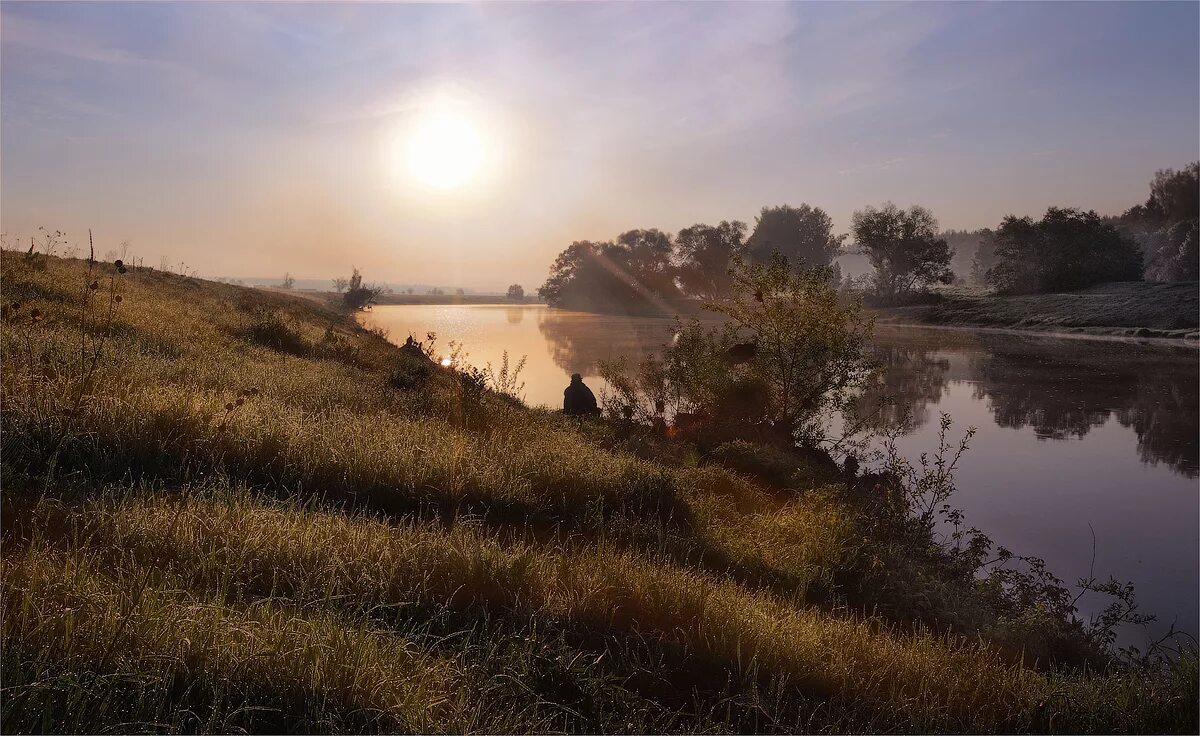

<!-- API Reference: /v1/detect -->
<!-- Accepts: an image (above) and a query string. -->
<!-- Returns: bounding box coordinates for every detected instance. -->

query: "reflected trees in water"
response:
[857,344,953,434]
[969,335,1198,477]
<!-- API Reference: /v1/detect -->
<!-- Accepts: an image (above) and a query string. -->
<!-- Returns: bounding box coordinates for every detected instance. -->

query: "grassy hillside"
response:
[2,252,1195,734]
[876,281,1200,339]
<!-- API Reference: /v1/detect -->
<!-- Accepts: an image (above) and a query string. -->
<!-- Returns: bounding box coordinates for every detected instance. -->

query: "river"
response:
[362,303,1199,646]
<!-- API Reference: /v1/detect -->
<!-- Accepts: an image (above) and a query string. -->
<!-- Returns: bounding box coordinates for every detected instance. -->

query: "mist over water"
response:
[364,304,1199,645]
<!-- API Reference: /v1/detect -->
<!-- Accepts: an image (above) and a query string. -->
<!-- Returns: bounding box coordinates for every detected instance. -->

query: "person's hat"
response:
[570,373,582,381]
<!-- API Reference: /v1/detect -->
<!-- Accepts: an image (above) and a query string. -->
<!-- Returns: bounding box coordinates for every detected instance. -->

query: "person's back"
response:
[563,373,599,416]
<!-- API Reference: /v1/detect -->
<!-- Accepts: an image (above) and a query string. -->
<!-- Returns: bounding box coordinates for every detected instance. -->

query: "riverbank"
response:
[874,281,1199,339]
[261,287,539,307]
[2,253,1195,734]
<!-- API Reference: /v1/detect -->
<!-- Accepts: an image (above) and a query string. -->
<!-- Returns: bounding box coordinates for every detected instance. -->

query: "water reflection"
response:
[364,306,1198,478]
[967,334,1198,477]
[858,344,953,434]
[848,329,1198,478]
[536,310,680,376]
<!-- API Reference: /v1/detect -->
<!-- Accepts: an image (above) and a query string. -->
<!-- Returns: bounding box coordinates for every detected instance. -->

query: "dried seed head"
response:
[225,402,235,411]
[29,308,42,320]
[89,280,99,290]
[114,295,123,303]
[114,259,124,268]
[117,265,127,274]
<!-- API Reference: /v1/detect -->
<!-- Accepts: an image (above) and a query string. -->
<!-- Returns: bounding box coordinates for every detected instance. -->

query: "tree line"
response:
[539,162,1197,310]
[538,203,956,311]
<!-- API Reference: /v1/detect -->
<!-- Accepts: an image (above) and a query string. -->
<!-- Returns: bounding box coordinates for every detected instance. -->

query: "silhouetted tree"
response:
[506,284,525,300]
[968,230,998,285]
[851,203,953,300]
[940,228,995,284]
[1142,219,1199,282]
[343,267,382,310]
[1129,163,1200,225]
[539,231,682,312]
[747,204,844,268]
[986,208,1143,294]
[599,253,873,446]
[281,272,295,289]
[1121,163,1198,282]
[616,228,677,296]
[331,277,348,293]
[674,220,747,300]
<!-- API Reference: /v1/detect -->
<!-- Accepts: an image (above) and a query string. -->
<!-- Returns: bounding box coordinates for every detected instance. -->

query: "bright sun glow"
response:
[404,108,487,190]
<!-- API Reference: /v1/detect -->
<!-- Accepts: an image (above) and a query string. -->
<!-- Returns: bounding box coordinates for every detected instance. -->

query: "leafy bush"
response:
[246,309,309,356]
[987,208,1144,294]
[603,253,875,449]
[342,267,382,311]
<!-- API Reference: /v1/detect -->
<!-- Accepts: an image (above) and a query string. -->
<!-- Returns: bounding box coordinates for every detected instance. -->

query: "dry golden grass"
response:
[2,551,454,733]
[9,492,1049,732]
[2,252,1195,734]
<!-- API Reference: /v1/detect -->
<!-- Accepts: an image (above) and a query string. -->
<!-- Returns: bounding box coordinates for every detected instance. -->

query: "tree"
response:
[538,231,682,312]
[506,284,525,300]
[747,204,844,268]
[674,220,747,300]
[851,203,953,300]
[941,228,994,283]
[455,288,465,296]
[601,253,874,447]
[986,208,1143,294]
[1121,163,1198,283]
[332,277,349,294]
[1140,219,1197,283]
[1143,163,1199,224]
[615,228,677,296]
[967,230,998,285]
[281,272,295,290]
[343,267,382,310]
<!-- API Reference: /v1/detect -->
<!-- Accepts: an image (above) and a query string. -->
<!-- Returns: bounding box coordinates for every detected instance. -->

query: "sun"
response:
[403,108,487,191]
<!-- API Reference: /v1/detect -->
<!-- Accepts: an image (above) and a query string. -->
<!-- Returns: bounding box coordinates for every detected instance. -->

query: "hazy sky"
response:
[3,2,1197,290]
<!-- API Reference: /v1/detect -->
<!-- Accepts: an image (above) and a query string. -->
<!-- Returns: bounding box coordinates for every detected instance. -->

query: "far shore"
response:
[873,281,1199,341]
[280,280,1199,341]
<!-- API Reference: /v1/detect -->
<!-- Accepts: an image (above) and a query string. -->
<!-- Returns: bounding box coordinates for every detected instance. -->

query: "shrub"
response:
[342,267,383,311]
[246,309,309,356]
[986,208,1144,294]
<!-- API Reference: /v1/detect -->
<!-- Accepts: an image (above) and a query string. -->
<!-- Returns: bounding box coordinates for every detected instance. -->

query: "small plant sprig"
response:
[38,233,128,477]
[216,387,259,432]
[483,350,528,402]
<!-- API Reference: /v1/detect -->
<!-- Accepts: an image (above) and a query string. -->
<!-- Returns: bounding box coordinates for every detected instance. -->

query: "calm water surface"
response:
[363,304,1199,644]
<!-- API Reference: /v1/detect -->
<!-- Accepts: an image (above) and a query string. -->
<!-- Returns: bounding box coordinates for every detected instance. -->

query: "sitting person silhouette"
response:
[563,373,600,417]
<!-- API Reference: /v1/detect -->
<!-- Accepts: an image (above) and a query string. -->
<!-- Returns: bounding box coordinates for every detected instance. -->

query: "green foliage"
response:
[674,220,747,300]
[747,204,844,268]
[987,207,1144,294]
[708,253,876,443]
[852,202,954,301]
[600,254,874,449]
